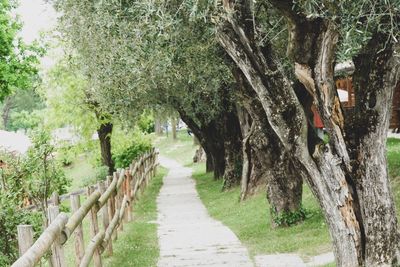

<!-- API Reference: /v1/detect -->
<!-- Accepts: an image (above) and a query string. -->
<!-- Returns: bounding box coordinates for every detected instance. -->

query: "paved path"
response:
[156,156,254,267]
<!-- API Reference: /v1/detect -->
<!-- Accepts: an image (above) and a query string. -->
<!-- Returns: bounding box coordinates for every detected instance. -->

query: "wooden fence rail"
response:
[12,148,158,267]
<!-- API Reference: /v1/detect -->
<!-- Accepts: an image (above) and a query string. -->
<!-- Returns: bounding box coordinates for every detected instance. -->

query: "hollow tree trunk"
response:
[349,35,400,266]
[97,121,114,175]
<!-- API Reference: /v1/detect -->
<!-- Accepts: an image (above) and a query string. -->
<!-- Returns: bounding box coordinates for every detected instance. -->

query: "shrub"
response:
[0,194,42,265]
[113,141,152,168]
[137,112,155,134]
[57,145,75,166]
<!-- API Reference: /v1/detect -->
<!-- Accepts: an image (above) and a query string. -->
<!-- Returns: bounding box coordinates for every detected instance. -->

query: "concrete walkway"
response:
[156,156,254,267]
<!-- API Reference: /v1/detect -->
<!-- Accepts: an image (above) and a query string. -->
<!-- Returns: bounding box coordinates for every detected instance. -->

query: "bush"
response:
[0,194,42,265]
[113,141,152,168]
[0,129,70,264]
[8,110,42,131]
[137,112,155,134]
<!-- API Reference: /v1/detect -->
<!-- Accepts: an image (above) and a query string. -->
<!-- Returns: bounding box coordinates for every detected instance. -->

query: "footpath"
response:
[156,156,334,267]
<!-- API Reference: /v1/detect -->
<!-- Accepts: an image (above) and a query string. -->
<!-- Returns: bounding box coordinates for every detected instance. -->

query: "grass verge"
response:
[104,166,167,267]
[191,163,332,259]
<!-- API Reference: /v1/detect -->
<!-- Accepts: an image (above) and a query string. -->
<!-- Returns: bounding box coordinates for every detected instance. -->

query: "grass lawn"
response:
[64,154,96,191]
[155,132,400,264]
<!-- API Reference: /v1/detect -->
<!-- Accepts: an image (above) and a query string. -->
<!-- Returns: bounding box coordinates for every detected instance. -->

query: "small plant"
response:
[271,206,308,227]
[57,145,75,166]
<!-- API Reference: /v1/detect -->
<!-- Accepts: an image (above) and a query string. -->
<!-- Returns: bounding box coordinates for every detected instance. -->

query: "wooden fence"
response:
[11,148,158,267]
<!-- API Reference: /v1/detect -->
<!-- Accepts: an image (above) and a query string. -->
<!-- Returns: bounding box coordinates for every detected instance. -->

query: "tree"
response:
[0,0,41,102]
[216,0,400,265]
[43,56,115,174]
[52,0,305,217]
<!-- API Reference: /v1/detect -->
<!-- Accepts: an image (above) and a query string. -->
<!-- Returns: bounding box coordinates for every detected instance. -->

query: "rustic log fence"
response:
[12,148,158,267]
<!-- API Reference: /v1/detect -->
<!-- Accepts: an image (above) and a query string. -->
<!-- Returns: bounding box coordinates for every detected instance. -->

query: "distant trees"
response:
[0,0,41,102]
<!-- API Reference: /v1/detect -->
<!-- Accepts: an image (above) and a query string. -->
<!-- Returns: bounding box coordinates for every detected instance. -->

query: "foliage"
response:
[137,111,155,134]
[113,141,152,169]
[0,195,42,266]
[8,110,43,131]
[271,206,308,227]
[57,145,75,166]
[24,129,70,212]
[1,88,45,130]
[41,56,98,140]
[53,0,233,127]
[0,129,70,264]
[0,0,42,102]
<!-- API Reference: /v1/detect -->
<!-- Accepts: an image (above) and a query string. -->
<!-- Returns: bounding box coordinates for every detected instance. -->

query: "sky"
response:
[15,0,58,69]
[16,0,57,43]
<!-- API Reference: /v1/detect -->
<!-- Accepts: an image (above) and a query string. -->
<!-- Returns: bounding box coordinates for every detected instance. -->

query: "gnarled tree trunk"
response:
[235,69,303,226]
[218,1,400,265]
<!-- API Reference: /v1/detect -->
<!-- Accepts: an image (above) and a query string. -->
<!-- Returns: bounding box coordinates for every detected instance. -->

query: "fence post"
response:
[48,206,67,267]
[117,170,124,232]
[87,186,103,267]
[52,192,60,206]
[125,168,132,222]
[112,172,119,240]
[70,194,85,266]
[17,225,34,257]
[98,181,113,256]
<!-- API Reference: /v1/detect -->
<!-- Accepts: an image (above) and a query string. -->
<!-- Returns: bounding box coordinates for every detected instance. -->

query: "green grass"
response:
[104,166,167,266]
[387,138,400,221]
[64,154,96,191]
[191,163,331,258]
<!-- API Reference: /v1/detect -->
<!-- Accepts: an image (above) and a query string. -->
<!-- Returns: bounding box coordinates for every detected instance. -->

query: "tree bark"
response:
[171,117,177,140]
[97,121,114,175]
[155,117,163,135]
[235,68,303,225]
[177,109,226,179]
